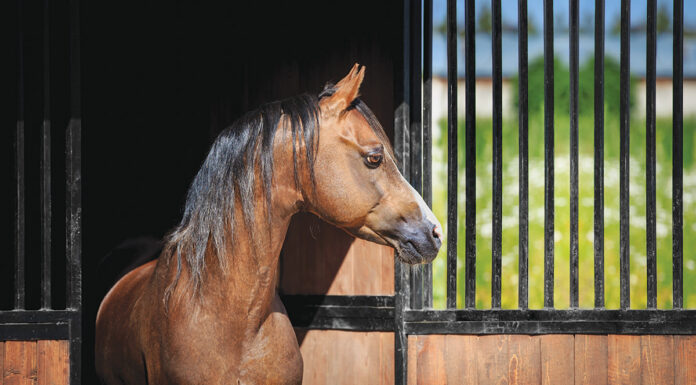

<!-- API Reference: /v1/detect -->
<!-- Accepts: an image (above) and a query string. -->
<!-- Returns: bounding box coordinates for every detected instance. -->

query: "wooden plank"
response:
[378,333,394,385]
[1,341,4,385]
[477,335,509,385]
[574,335,607,385]
[675,335,696,385]
[37,341,69,385]
[508,334,541,385]
[444,335,477,385]
[640,335,674,385]
[407,336,417,385]
[415,335,446,385]
[608,335,641,385]
[541,335,574,385]
[3,341,37,385]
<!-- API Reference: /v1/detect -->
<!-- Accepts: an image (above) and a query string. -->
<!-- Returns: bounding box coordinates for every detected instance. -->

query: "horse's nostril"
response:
[432,224,442,240]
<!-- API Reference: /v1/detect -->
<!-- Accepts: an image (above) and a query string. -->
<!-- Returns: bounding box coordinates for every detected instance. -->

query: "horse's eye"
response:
[365,153,383,168]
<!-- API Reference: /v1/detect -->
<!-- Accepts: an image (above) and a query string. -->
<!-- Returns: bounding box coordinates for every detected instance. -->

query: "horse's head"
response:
[304,64,442,264]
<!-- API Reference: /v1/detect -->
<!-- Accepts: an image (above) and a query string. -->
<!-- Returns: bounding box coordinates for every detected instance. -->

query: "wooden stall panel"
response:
[407,334,692,385]
[675,335,696,385]
[574,335,608,385]
[640,335,674,385]
[37,341,69,385]
[541,335,574,385]
[508,335,541,385]
[608,335,641,385]
[280,213,394,295]
[298,330,393,385]
[3,341,38,385]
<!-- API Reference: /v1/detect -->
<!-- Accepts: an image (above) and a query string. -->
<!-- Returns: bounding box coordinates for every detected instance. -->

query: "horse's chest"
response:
[157,315,302,385]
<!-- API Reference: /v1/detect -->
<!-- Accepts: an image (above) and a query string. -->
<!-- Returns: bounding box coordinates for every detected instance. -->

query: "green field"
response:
[429,112,696,309]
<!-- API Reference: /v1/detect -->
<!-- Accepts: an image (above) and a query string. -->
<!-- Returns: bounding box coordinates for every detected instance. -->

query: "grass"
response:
[429,113,696,309]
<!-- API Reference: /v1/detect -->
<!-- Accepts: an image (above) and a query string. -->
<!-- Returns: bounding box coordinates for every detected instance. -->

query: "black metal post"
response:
[594,0,605,309]
[518,0,529,310]
[619,0,631,310]
[543,0,555,309]
[463,0,476,310]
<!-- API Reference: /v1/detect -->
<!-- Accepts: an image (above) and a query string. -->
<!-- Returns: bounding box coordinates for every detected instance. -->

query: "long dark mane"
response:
[163,85,391,298]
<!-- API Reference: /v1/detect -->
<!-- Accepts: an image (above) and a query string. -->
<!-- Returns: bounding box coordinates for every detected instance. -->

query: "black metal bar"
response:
[394,0,411,382]
[67,0,82,312]
[619,0,631,310]
[0,323,70,341]
[543,0,554,309]
[409,0,423,310]
[672,0,684,310]
[463,0,476,310]
[282,295,395,331]
[404,309,696,335]
[645,0,657,309]
[518,0,529,310]
[491,0,502,309]
[569,0,579,308]
[447,0,460,310]
[15,0,26,311]
[41,0,52,310]
[423,0,433,309]
[594,0,605,309]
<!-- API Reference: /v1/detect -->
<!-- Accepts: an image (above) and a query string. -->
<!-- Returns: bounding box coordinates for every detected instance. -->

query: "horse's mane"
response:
[163,85,392,300]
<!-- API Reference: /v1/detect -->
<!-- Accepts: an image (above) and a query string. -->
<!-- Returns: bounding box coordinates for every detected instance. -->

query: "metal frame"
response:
[285,0,694,384]
[5,0,82,383]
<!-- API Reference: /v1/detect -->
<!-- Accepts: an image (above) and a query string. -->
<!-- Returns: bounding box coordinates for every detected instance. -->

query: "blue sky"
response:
[431,0,696,77]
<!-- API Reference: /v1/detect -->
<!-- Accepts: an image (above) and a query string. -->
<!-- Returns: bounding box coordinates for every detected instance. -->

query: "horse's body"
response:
[95,65,442,385]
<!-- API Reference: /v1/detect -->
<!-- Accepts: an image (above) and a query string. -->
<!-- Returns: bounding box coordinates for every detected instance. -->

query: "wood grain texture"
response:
[297,330,393,385]
[640,335,674,385]
[508,334,541,385]
[37,341,69,385]
[3,341,37,385]
[407,336,418,385]
[541,335,574,385]
[379,333,394,385]
[280,213,394,296]
[444,335,478,385]
[574,335,607,385]
[477,335,510,385]
[675,335,696,385]
[415,335,446,385]
[608,335,641,385]
[1,341,4,385]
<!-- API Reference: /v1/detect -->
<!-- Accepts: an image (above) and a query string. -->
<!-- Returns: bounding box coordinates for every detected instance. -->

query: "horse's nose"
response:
[430,223,443,250]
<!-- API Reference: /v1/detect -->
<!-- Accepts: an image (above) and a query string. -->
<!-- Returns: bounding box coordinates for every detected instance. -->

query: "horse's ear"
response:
[322,64,365,116]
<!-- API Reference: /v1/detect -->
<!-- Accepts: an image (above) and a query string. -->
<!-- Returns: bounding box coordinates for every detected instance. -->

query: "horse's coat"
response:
[95,64,442,385]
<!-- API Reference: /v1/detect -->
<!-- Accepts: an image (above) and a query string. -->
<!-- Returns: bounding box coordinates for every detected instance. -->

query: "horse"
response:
[95,64,442,385]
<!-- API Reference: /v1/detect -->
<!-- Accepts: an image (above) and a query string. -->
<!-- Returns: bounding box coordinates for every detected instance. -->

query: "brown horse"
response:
[95,64,442,385]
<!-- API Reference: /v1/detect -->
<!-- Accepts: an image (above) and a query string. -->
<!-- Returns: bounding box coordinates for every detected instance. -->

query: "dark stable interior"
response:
[3,1,398,382]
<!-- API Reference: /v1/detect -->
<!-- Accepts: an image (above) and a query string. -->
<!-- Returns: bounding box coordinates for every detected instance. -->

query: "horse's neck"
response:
[197,138,301,325]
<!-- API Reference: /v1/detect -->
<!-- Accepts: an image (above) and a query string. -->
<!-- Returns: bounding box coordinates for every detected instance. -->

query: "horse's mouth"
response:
[394,240,438,265]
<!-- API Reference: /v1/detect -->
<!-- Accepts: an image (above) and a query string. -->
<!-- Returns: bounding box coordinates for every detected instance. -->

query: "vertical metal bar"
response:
[67,0,83,382]
[15,0,26,311]
[41,0,52,310]
[409,0,423,310]
[422,0,433,309]
[569,0,579,308]
[394,0,411,382]
[619,0,631,310]
[463,0,476,310]
[491,0,502,309]
[67,0,83,312]
[672,0,683,310]
[594,0,605,309]
[543,0,555,309]
[518,0,529,310]
[645,0,657,309]
[446,0,460,310]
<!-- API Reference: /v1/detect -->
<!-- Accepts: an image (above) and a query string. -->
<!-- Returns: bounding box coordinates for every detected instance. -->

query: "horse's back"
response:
[95,259,157,385]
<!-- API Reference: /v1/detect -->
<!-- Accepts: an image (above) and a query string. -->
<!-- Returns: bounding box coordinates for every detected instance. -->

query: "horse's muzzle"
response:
[393,221,442,264]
